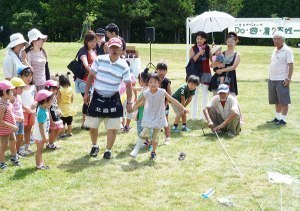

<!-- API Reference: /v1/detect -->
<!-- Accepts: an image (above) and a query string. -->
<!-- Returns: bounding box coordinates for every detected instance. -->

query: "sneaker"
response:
[121,126,131,132]
[164,138,171,145]
[30,136,35,145]
[46,144,60,150]
[10,156,21,166]
[36,165,50,170]
[0,163,8,170]
[58,134,67,139]
[81,124,90,131]
[65,133,73,137]
[150,152,156,160]
[103,151,111,159]
[266,118,280,123]
[18,150,28,157]
[90,146,99,157]
[148,145,153,151]
[25,146,34,154]
[182,127,191,132]
[143,139,150,146]
[276,120,286,126]
[171,127,180,133]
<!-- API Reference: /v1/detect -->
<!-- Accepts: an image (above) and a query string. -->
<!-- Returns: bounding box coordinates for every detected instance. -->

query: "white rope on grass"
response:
[214,131,264,211]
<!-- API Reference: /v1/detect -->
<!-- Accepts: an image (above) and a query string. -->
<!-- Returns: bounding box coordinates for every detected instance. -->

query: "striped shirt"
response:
[27,50,47,86]
[12,95,24,121]
[91,54,131,96]
[0,101,16,136]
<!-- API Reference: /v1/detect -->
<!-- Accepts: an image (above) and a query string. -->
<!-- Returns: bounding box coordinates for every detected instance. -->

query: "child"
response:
[10,77,26,156]
[57,73,76,137]
[45,80,63,149]
[156,62,171,145]
[120,62,137,132]
[211,45,226,85]
[132,73,189,160]
[33,89,53,170]
[19,66,37,154]
[0,80,20,169]
[130,68,152,158]
[171,75,200,133]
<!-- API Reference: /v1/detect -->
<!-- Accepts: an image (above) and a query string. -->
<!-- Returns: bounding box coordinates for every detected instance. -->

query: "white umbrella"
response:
[188,10,235,42]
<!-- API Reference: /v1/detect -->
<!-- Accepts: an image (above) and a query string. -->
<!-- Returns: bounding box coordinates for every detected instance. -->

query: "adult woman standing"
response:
[74,33,97,130]
[189,31,212,120]
[26,28,48,91]
[210,32,240,96]
[3,33,29,80]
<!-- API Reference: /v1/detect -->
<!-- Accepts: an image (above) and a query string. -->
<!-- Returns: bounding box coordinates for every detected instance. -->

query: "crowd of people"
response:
[0,22,294,169]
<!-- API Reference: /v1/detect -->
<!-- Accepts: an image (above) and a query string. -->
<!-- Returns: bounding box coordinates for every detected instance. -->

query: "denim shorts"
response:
[75,78,87,93]
[15,121,24,135]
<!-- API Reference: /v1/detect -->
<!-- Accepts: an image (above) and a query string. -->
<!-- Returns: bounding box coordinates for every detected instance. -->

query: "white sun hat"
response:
[28,28,48,44]
[6,33,29,49]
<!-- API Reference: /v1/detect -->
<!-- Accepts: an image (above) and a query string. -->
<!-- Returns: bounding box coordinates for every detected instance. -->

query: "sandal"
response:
[46,144,60,150]
[178,152,186,161]
[36,165,50,170]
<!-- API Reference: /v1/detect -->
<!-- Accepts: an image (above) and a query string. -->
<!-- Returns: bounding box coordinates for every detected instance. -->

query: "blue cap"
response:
[217,84,229,93]
[17,65,30,75]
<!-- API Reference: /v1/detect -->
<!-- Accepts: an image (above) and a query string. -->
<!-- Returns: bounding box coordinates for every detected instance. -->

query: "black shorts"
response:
[61,116,73,125]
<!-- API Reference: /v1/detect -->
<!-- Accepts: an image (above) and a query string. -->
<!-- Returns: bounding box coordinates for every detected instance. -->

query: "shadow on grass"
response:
[9,167,36,180]
[120,158,156,172]
[57,154,109,173]
[256,122,284,131]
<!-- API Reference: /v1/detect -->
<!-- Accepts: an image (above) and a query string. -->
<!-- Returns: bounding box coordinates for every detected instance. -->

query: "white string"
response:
[214,131,264,210]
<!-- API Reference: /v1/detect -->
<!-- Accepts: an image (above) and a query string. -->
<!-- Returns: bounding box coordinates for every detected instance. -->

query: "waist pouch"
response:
[87,91,123,118]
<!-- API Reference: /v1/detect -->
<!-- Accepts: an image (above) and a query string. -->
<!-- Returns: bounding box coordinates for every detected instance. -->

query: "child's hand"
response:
[181,108,189,115]
[23,106,31,113]
[11,125,18,132]
[31,102,37,110]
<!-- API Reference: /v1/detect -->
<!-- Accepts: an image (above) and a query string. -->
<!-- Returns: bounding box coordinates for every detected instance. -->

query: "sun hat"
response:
[28,28,47,44]
[17,65,31,76]
[45,80,59,88]
[107,37,122,48]
[10,77,26,87]
[0,80,15,91]
[211,45,222,55]
[6,33,29,49]
[217,84,229,94]
[96,28,106,36]
[35,89,53,102]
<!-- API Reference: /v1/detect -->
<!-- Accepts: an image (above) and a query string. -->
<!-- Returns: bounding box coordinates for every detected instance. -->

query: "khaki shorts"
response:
[84,116,122,129]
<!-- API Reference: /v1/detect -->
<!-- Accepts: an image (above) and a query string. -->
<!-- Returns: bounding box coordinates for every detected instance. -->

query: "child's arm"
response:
[184,96,193,107]
[57,90,61,104]
[71,92,74,104]
[132,86,143,92]
[165,82,172,108]
[132,83,137,102]
[132,95,145,112]
[38,123,47,142]
[165,92,189,115]
[0,105,18,131]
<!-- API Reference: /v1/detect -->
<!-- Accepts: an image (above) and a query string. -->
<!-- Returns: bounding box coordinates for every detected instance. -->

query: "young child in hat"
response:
[211,45,226,85]
[45,80,63,149]
[32,89,53,170]
[10,77,26,156]
[0,80,20,169]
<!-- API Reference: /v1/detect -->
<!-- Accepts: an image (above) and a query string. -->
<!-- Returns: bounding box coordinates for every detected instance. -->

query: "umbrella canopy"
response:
[188,10,235,34]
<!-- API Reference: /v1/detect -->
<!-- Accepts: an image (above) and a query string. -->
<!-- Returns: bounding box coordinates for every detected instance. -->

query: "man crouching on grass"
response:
[83,37,132,159]
[203,84,241,136]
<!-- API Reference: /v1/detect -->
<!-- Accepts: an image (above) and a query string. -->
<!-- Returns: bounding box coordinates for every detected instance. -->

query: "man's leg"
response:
[227,115,241,135]
[85,116,101,157]
[208,107,224,127]
[106,129,117,150]
[103,118,122,159]
[90,128,98,145]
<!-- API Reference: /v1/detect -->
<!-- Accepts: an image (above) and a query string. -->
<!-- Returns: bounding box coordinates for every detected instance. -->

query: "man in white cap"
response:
[267,31,294,126]
[3,33,29,80]
[203,84,241,136]
[83,37,132,159]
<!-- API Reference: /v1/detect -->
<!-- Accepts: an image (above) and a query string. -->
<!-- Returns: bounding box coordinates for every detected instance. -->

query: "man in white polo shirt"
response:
[203,84,241,136]
[83,37,132,159]
[267,31,294,126]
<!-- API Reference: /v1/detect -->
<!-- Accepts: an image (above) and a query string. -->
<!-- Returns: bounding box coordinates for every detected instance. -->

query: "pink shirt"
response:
[27,50,47,86]
[12,96,24,121]
[119,73,136,95]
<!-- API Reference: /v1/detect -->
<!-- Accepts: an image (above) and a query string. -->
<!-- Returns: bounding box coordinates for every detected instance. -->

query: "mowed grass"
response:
[0,43,300,210]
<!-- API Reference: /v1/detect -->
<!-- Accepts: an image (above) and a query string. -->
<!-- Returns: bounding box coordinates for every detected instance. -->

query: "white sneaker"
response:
[164,137,171,145]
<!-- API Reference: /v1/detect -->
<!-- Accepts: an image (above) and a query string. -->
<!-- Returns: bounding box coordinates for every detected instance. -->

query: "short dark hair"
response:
[0,89,10,97]
[19,68,34,85]
[187,75,200,86]
[156,62,168,71]
[59,73,71,88]
[138,68,150,83]
[147,72,160,84]
[84,33,96,50]
[105,23,119,35]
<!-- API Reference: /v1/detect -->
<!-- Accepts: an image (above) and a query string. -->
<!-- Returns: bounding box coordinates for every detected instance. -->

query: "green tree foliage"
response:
[208,0,243,17]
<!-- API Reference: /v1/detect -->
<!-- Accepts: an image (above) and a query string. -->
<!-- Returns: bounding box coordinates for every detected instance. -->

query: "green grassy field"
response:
[0,43,299,210]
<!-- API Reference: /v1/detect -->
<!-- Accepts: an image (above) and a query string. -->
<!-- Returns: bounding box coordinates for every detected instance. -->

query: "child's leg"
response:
[165,115,170,138]
[35,140,45,167]
[67,124,72,134]
[8,133,17,156]
[49,128,61,146]
[151,129,160,152]
[0,135,9,163]
[16,134,23,152]
[125,119,131,128]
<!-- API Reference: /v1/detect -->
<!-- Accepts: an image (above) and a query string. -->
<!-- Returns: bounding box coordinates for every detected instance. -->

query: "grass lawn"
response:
[0,43,299,210]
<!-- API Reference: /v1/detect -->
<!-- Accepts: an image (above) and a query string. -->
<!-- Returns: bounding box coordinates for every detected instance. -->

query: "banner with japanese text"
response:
[228,18,300,38]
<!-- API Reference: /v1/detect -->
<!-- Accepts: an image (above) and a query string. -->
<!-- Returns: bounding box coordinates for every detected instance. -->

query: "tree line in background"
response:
[0,0,299,48]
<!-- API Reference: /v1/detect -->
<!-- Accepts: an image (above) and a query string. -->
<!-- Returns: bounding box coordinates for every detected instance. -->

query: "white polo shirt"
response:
[269,44,294,81]
[206,95,239,120]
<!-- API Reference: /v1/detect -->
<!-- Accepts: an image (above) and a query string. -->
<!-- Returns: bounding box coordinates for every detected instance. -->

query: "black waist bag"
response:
[87,91,123,118]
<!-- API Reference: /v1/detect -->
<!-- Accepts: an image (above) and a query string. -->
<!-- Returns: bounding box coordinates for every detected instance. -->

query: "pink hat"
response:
[107,37,122,48]
[0,80,15,91]
[35,90,53,102]
[45,80,59,88]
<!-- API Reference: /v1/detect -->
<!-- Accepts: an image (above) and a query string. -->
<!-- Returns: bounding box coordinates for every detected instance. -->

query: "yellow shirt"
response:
[58,87,76,117]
